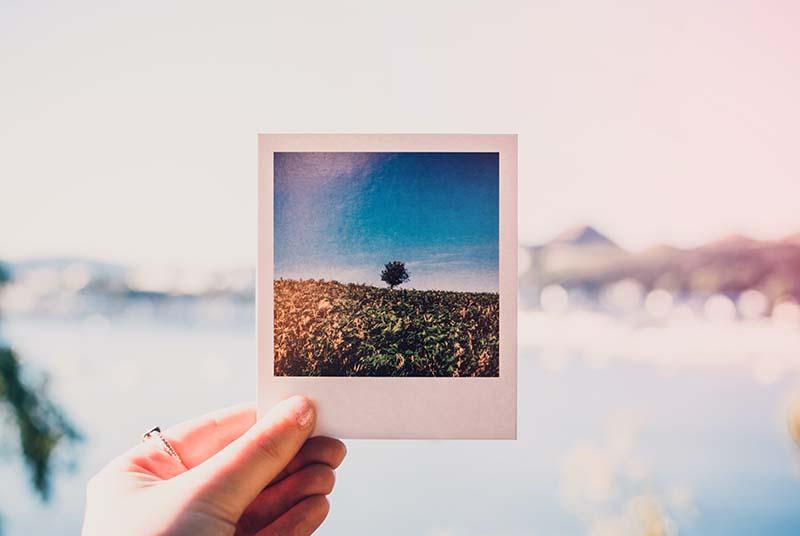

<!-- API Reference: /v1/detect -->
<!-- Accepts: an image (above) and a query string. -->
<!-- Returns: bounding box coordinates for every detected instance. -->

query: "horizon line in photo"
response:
[273,272,499,295]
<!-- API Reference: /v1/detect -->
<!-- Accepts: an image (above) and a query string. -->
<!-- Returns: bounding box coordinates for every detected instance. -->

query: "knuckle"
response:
[288,496,329,536]
[255,433,284,462]
[319,469,336,494]
[311,494,331,516]
[305,464,335,494]
[331,441,347,466]
[319,438,346,468]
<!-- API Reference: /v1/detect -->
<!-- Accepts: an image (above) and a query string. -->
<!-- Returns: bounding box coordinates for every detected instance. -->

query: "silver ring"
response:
[142,426,184,465]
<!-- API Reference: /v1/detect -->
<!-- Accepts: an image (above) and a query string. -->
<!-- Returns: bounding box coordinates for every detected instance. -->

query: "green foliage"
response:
[0,347,81,499]
[0,262,80,511]
[380,261,410,289]
[274,279,499,377]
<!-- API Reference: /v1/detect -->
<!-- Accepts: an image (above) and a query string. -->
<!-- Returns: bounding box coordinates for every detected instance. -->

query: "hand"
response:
[82,396,346,536]
[790,397,800,448]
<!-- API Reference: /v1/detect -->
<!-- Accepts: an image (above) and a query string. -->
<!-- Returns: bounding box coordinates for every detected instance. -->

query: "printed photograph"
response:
[273,152,500,377]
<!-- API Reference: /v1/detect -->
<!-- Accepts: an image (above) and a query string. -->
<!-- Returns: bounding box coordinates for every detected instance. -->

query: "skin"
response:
[82,396,346,536]
[790,398,800,449]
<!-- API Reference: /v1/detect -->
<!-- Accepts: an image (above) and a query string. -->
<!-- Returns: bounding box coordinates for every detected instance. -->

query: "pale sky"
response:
[274,152,499,291]
[2,0,799,268]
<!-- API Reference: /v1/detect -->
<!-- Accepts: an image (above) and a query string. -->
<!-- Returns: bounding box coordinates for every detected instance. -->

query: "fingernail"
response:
[291,397,315,429]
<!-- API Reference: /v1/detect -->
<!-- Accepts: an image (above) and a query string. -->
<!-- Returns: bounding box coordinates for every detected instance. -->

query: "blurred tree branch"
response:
[0,347,81,498]
[0,261,81,512]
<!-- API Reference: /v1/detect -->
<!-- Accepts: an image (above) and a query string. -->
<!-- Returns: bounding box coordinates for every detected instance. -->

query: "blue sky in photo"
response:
[274,152,499,292]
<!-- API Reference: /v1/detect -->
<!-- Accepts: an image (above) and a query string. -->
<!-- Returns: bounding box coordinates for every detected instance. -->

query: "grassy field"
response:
[274,279,499,377]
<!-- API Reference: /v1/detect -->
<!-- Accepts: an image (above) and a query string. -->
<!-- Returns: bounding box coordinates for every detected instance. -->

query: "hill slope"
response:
[274,279,499,377]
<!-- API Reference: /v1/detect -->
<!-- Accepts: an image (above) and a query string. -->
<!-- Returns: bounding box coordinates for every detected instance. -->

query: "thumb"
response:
[183,395,316,517]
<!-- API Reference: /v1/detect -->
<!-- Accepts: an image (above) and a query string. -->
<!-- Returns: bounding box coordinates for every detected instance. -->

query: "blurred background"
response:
[2,1,800,535]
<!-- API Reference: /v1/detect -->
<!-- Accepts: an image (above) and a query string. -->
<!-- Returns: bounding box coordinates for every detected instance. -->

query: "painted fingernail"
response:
[292,397,315,429]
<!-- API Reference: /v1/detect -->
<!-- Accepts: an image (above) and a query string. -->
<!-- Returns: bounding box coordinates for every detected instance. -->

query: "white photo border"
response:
[258,134,517,439]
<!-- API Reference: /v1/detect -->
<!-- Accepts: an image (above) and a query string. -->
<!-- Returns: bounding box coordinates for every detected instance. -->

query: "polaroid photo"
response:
[258,134,517,439]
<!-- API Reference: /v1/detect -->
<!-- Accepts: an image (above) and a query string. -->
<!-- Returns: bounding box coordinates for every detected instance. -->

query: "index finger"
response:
[163,403,256,468]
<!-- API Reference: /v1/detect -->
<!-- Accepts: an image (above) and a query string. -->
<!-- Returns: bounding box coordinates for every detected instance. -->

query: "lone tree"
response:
[380,261,410,289]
